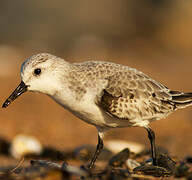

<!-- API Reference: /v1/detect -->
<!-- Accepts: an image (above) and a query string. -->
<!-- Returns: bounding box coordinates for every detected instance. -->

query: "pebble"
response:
[133,165,171,177]
[126,159,141,170]
[108,148,130,167]
[10,134,43,159]
[174,162,190,178]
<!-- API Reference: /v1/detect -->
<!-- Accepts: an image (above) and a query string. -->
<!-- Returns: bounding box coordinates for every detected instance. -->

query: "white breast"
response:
[51,87,107,127]
[50,81,136,129]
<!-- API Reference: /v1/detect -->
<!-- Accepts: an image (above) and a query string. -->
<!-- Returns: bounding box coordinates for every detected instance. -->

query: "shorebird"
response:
[2,53,192,168]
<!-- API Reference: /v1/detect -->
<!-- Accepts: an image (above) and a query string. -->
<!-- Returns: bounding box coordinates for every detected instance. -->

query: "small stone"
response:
[107,168,130,179]
[126,159,141,170]
[10,134,43,159]
[186,156,192,164]
[133,165,171,177]
[0,137,10,155]
[174,162,190,178]
[108,148,130,167]
[157,154,176,173]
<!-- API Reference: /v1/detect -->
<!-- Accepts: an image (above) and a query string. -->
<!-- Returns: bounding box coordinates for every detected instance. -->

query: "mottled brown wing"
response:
[98,70,175,121]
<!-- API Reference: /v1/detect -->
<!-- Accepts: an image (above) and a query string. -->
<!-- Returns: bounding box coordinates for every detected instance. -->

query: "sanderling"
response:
[2,53,192,168]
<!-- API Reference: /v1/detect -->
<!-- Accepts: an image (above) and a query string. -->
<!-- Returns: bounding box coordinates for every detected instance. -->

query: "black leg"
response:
[145,127,157,166]
[88,133,104,169]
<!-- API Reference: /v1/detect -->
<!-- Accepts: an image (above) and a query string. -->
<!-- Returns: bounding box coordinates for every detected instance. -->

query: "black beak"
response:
[2,81,28,108]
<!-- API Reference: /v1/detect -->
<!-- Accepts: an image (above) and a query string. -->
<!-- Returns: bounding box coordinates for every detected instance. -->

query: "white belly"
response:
[51,89,107,126]
[51,87,150,129]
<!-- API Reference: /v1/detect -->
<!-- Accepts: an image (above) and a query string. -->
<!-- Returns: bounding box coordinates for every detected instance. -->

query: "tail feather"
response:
[170,91,192,109]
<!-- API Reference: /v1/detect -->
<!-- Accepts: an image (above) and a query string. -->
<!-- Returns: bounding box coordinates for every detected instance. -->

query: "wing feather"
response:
[97,70,174,121]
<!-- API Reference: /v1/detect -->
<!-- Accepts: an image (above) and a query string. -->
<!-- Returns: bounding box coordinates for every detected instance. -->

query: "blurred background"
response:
[1,0,192,163]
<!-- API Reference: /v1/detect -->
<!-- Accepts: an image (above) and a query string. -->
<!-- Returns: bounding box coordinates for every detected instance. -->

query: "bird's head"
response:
[2,53,69,108]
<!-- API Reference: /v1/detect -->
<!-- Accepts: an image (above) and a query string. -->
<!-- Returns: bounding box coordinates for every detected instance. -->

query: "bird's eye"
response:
[34,68,41,75]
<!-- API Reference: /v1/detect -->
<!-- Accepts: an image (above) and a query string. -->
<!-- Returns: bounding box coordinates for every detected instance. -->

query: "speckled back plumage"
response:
[64,60,192,124]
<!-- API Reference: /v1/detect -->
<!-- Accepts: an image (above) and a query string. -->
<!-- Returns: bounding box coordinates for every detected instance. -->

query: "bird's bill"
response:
[2,81,28,108]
